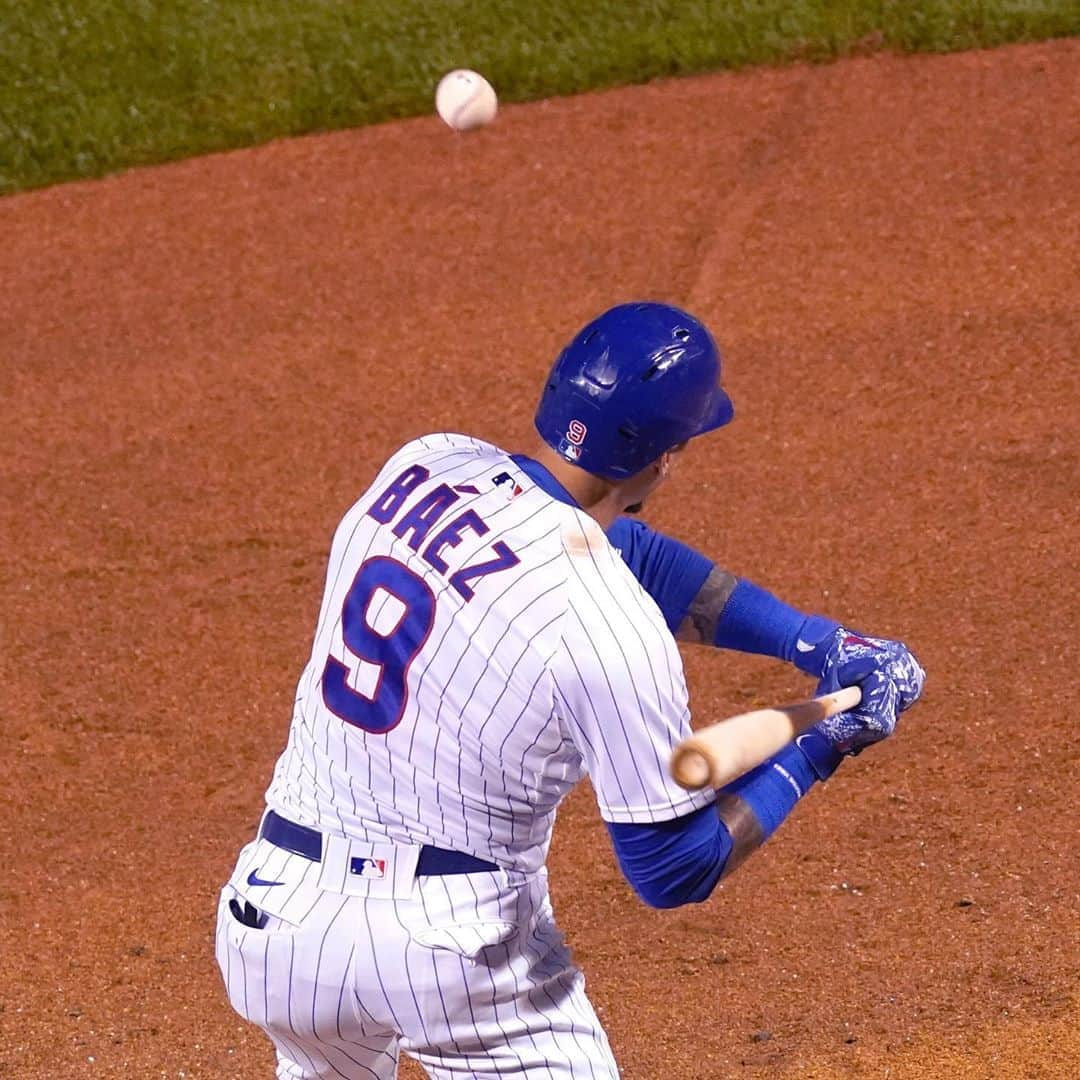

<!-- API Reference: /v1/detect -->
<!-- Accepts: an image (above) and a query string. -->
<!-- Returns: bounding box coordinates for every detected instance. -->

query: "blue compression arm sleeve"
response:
[606,519,836,665]
[714,579,838,672]
[607,736,838,908]
[606,517,713,633]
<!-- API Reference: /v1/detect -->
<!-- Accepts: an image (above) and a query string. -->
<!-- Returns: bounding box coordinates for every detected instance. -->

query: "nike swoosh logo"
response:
[247,869,284,887]
[795,639,816,653]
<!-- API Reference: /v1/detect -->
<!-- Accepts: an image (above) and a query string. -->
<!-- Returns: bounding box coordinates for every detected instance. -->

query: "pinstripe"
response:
[285,935,299,1042]
[498,939,559,1079]
[219,902,233,997]
[568,617,663,805]
[419,548,564,849]
[475,605,565,746]
[321,1041,384,1079]
[359,896,408,1037]
[388,898,437,1050]
[549,675,592,757]
[581,534,672,709]
[565,580,657,796]
[557,536,706,820]
[555,968,613,1063]
[270,869,309,916]
[559,638,638,805]
[436,877,495,1058]
[274,1030,325,1079]
[444,571,566,847]
[311,896,352,1037]
[267,437,589,868]
[384,467,545,772]
[537,975,602,1080]
[414,884,464,1054]
[311,493,382,836]
[518,920,601,1080]
[461,875,548,1076]
[334,942,355,1042]
[274,435,694,849]
[350,993,386,1031]
[411,505,558,749]
[280,716,304,817]
[499,667,559,844]
[327,1055,381,1080]
[618,567,681,721]
[576,536,676,775]
[333,937,401,1076]
[237,927,251,1020]
[264,934,271,1030]
[276,450,492,837]
[407,503,556,697]
[451,947,490,1053]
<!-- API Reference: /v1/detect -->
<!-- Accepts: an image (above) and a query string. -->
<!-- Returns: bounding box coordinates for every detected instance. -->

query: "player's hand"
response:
[807,628,926,754]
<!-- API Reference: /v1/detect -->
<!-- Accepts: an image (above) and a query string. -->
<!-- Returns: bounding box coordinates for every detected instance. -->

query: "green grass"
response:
[2,1,1078,194]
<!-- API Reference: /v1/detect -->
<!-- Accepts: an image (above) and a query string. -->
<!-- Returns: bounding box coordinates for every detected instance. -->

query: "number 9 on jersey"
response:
[321,557,436,733]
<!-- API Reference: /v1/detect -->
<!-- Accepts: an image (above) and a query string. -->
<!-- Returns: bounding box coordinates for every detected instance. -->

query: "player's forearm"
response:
[607,732,841,907]
[676,571,838,674]
[674,565,737,644]
[712,730,841,878]
[711,791,765,879]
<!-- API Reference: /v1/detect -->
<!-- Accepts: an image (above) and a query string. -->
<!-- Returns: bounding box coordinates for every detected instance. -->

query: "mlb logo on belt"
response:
[350,856,387,879]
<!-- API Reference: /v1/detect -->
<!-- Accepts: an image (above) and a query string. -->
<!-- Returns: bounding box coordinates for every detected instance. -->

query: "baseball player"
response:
[215,302,925,1078]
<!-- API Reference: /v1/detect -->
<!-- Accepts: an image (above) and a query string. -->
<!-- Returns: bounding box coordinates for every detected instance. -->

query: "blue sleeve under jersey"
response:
[607,740,830,908]
[606,517,714,633]
[606,802,732,909]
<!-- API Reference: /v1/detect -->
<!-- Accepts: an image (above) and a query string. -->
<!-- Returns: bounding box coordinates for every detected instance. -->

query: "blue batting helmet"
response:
[534,302,734,480]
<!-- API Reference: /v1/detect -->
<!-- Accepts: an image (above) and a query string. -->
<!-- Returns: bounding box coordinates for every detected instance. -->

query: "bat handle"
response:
[813,684,863,718]
[671,684,863,791]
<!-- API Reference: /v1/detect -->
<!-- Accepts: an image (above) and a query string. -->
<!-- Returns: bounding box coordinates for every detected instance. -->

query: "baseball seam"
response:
[451,83,484,130]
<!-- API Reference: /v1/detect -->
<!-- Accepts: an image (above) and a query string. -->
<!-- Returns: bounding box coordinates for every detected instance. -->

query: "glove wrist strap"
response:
[794,728,845,780]
[790,615,843,677]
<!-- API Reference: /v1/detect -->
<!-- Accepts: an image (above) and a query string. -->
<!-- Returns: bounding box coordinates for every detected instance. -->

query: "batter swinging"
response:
[215,302,925,1078]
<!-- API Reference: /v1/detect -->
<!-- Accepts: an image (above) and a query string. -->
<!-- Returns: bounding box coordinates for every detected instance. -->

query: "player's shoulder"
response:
[560,512,648,599]
[558,515,675,645]
[384,432,503,469]
[361,432,508,501]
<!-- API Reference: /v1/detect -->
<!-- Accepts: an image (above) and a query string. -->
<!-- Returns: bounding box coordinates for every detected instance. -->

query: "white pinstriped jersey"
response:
[265,433,713,873]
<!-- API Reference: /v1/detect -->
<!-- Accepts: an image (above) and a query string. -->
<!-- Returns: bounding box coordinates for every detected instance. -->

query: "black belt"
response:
[260,810,498,876]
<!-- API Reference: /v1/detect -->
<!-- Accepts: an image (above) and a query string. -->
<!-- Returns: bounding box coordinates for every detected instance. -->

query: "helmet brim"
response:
[696,388,734,436]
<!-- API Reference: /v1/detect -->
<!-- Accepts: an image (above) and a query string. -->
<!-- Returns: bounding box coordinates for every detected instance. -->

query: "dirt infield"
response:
[1,38,1077,1079]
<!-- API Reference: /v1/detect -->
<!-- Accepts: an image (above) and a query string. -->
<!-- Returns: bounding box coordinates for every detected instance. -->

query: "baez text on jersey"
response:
[367,464,520,600]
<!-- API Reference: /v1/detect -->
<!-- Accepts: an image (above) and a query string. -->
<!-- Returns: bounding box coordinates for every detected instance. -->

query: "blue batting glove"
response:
[794,625,926,756]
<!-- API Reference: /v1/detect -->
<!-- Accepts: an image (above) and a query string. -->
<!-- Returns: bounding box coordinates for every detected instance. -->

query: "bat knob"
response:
[670,745,712,791]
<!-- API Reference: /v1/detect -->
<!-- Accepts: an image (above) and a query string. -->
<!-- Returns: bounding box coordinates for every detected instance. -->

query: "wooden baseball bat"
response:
[670,685,862,791]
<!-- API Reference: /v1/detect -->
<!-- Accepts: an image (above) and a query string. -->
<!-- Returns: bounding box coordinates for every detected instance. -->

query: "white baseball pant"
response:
[215,832,619,1078]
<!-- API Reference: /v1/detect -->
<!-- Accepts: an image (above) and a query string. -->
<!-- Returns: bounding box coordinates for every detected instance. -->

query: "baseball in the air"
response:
[435,69,498,131]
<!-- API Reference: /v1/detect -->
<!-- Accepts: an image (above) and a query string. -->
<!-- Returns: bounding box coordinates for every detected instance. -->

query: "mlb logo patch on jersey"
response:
[350,856,387,879]
[492,471,524,499]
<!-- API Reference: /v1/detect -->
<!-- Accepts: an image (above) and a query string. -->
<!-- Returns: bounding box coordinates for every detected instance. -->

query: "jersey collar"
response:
[510,454,581,509]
